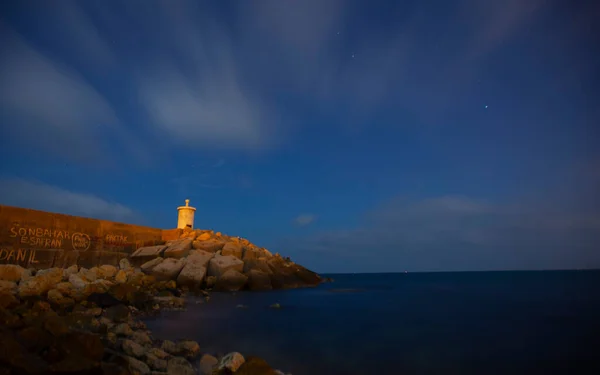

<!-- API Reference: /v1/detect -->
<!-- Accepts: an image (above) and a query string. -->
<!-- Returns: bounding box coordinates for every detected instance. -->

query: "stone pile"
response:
[0,262,293,374]
[130,228,321,292]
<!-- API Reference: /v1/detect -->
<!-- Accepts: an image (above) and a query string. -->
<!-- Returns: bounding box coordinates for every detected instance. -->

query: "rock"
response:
[113,354,151,375]
[0,280,17,295]
[113,323,134,336]
[205,276,217,288]
[197,232,211,241]
[105,304,131,323]
[151,258,186,281]
[176,340,200,358]
[236,357,279,375]
[242,247,261,261]
[114,270,128,284]
[69,273,88,290]
[146,352,168,371]
[176,263,207,289]
[160,340,178,355]
[141,257,164,274]
[167,356,194,375]
[208,255,244,279]
[215,269,248,292]
[221,242,243,259]
[87,292,122,308]
[120,258,132,270]
[192,239,225,252]
[198,354,218,375]
[187,250,215,266]
[0,330,49,374]
[163,238,193,259]
[123,339,146,358]
[243,259,272,274]
[18,267,63,298]
[62,264,79,280]
[247,270,273,291]
[148,347,170,359]
[131,330,152,346]
[0,293,19,309]
[219,352,245,372]
[0,264,27,282]
[47,331,105,373]
[47,288,75,308]
[131,245,168,260]
[79,267,98,282]
[99,265,118,279]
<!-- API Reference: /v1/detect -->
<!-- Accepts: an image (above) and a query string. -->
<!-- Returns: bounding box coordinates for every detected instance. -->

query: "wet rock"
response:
[99,265,118,279]
[141,257,164,274]
[18,267,63,298]
[208,255,244,279]
[221,242,243,259]
[79,267,99,282]
[247,270,273,291]
[166,356,194,375]
[151,258,186,281]
[236,356,279,375]
[105,304,131,323]
[123,339,146,358]
[243,259,272,274]
[205,276,217,289]
[198,354,218,375]
[215,269,248,292]
[218,352,245,373]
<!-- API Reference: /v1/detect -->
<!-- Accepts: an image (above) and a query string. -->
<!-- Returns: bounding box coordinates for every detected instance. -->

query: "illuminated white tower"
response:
[177,199,196,229]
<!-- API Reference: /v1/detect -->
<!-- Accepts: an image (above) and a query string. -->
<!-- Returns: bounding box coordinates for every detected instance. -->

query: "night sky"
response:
[0,1,598,273]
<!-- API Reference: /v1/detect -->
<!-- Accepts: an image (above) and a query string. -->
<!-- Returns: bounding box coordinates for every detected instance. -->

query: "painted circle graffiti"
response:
[72,232,91,251]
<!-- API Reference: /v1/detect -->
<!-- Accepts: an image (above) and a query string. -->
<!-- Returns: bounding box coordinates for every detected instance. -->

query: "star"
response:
[485,105,488,109]
[352,54,355,58]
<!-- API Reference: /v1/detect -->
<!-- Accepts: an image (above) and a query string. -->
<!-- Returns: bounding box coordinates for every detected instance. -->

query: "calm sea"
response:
[144,271,600,375]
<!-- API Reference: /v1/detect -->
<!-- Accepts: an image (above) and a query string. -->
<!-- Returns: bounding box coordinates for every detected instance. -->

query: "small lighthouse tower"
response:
[177,199,196,229]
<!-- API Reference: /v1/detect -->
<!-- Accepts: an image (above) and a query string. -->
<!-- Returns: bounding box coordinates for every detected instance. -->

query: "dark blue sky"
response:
[1,0,598,273]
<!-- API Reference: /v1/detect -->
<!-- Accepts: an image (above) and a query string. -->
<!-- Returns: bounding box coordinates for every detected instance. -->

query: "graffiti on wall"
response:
[0,248,39,264]
[9,225,91,251]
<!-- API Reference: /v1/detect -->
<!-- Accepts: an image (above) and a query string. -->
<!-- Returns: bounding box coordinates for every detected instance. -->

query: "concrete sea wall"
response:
[0,204,165,269]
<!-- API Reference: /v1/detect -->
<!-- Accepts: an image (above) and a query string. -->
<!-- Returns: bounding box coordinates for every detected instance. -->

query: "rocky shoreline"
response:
[0,229,321,374]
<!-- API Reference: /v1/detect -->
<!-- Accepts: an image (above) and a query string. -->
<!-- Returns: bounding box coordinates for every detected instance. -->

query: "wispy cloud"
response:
[0,178,137,223]
[282,191,600,272]
[294,214,317,227]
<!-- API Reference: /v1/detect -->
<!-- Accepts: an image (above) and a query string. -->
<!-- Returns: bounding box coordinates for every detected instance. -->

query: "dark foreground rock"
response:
[0,262,294,375]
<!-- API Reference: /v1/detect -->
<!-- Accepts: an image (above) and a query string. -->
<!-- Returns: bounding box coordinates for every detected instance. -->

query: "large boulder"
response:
[267,258,321,289]
[241,246,261,261]
[246,270,272,291]
[221,242,243,259]
[130,245,168,265]
[197,232,212,241]
[207,255,244,279]
[18,267,63,298]
[98,265,118,279]
[215,269,248,292]
[151,258,186,281]
[176,263,208,289]
[0,264,27,282]
[163,238,193,259]
[140,257,164,274]
[243,258,272,274]
[192,239,226,253]
[187,250,214,267]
